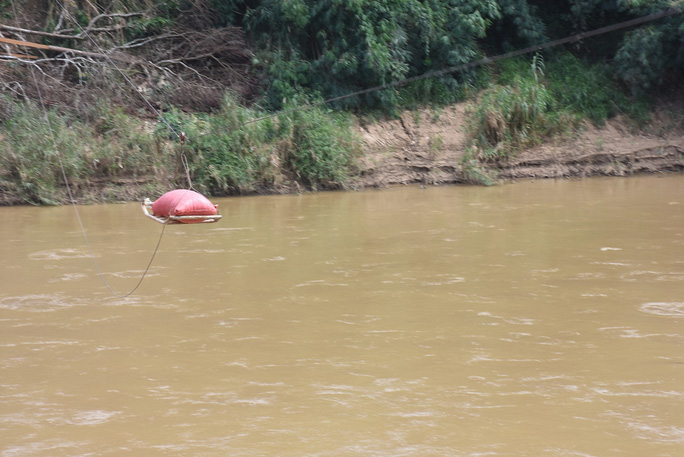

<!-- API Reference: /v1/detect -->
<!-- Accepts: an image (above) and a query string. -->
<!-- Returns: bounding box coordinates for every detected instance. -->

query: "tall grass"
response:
[164,94,362,195]
[1,92,362,205]
[1,99,172,205]
[468,57,569,161]
[1,101,91,205]
[466,52,649,162]
[282,102,360,190]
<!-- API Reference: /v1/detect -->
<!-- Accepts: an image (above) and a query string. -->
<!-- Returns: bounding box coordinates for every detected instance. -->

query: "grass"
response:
[1,90,363,204]
[1,101,94,205]
[0,99,173,205]
[465,52,649,163]
[1,93,362,205]
[155,94,362,195]
[459,149,498,186]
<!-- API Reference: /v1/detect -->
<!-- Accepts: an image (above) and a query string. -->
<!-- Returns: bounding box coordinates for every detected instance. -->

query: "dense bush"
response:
[159,94,361,195]
[526,0,684,94]
[467,50,652,160]
[210,0,682,110]
[468,56,563,160]
[284,102,360,189]
[545,53,649,124]
[0,99,170,205]
[213,0,503,111]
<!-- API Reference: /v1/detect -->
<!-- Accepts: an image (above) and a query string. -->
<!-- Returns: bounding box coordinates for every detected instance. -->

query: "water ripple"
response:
[0,294,84,312]
[639,302,684,317]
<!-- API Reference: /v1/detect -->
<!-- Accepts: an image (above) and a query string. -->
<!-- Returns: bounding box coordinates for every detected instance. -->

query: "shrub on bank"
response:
[161,94,361,195]
[0,99,172,205]
[466,52,649,161]
[467,55,569,160]
[1,94,362,204]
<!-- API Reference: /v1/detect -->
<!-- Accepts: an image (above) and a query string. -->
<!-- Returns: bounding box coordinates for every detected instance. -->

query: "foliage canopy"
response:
[2,0,682,111]
[203,0,683,110]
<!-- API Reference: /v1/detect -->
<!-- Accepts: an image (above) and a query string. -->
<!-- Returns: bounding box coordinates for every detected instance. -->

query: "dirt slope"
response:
[352,103,684,188]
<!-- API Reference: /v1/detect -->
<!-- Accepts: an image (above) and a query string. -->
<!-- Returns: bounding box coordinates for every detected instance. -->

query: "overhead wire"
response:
[8,2,682,297]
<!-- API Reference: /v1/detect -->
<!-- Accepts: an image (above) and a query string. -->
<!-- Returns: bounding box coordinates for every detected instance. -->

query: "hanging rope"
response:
[27,66,169,297]
[8,0,190,298]
[179,132,194,190]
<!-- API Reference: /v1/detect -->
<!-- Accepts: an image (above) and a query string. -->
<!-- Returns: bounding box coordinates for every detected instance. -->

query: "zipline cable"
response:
[8,2,682,297]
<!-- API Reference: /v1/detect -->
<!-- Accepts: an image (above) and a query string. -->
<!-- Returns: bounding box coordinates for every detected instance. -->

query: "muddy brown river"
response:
[1,175,683,457]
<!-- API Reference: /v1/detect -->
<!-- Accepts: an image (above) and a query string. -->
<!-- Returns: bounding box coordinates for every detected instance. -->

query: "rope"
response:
[179,132,194,190]
[28,72,167,298]
[9,0,179,298]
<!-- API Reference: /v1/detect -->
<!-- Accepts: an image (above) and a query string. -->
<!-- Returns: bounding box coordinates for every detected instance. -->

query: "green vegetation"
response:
[1,0,682,204]
[163,95,361,195]
[545,54,650,124]
[233,0,501,112]
[0,95,361,204]
[460,149,499,186]
[0,99,171,205]
[466,52,653,161]
[212,0,681,112]
[468,55,563,160]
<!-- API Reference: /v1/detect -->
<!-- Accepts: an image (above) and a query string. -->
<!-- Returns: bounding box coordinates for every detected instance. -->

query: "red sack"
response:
[151,189,218,218]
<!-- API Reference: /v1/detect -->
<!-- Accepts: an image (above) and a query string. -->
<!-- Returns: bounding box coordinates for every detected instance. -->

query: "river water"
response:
[1,175,683,457]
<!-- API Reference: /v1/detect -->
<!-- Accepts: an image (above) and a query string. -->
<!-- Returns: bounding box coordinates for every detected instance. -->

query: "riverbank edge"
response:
[2,103,683,206]
[351,104,684,189]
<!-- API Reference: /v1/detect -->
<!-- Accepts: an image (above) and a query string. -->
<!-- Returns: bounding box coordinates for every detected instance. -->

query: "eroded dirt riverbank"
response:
[354,103,684,188]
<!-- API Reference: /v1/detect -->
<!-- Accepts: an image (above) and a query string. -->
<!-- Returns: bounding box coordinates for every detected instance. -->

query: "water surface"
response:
[1,175,683,456]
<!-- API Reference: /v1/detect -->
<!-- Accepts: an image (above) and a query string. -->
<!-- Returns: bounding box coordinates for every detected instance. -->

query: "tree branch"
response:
[0,23,84,40]
[0,36,136,63]
[0,12,143,40]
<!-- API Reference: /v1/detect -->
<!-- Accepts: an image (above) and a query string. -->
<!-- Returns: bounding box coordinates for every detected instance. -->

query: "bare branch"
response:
[0,23,85,40]
[1,80,27,99]
[1,12,143,41]
[112,33,184,51]
[0,36,138,63]
[3,3,258,113]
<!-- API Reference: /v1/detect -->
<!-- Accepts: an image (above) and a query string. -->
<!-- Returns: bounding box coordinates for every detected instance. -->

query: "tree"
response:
[217,0,501,111]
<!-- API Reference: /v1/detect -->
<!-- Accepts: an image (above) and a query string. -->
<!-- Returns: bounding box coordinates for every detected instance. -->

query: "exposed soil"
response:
[352,102,684,188]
